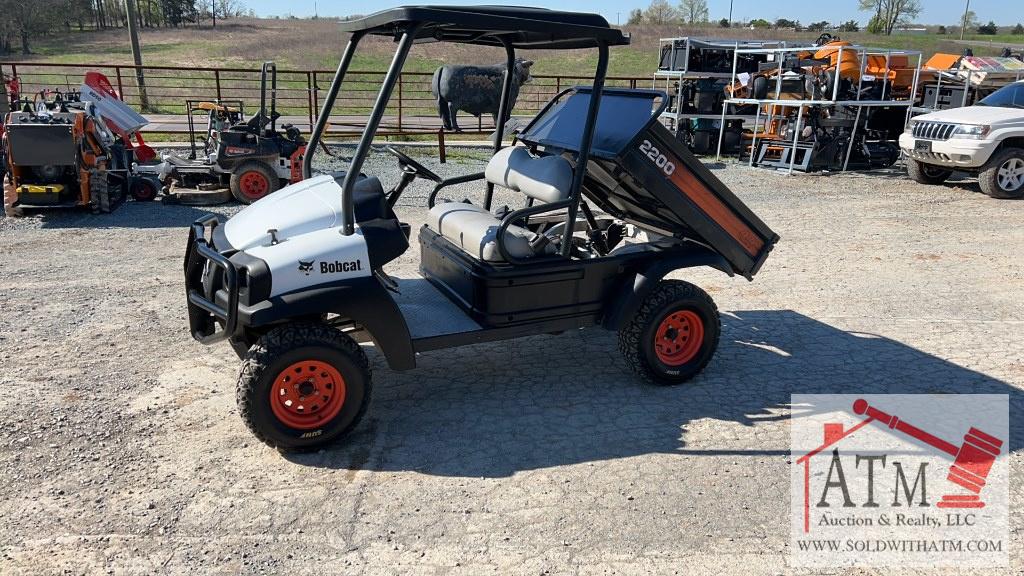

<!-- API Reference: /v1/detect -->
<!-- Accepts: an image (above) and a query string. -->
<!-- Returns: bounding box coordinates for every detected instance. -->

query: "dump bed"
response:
[518,87,779,278]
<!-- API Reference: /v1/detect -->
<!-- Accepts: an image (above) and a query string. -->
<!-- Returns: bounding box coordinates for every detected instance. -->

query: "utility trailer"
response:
[183,5,779,451]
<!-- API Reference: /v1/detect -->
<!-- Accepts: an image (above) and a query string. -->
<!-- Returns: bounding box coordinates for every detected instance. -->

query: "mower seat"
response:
[427,146,572,262]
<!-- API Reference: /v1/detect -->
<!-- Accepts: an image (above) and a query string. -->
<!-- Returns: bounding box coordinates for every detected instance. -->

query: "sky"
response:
[247,0,1020,26]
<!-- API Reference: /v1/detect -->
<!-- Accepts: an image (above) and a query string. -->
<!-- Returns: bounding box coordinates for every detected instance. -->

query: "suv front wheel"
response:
[906,158,952,185]
[979,148,1024,199]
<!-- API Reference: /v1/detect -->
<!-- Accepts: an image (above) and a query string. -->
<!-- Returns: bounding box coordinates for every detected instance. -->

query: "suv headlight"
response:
[952,124,990,139]
[904,119,919,134]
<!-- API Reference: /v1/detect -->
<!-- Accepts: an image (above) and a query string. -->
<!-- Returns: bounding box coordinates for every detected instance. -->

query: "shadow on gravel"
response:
[804,165,989,191]
[285,310,1021,477]
[27,201,238,229]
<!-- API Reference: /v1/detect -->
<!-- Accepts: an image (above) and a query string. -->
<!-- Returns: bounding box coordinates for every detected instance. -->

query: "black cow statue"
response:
[431,58,533,132]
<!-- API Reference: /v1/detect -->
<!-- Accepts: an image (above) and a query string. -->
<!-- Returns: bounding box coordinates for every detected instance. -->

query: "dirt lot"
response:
[1,153,1022,575]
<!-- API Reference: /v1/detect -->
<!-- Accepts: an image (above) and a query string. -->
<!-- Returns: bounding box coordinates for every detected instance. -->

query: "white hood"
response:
[223,175,343,250]
[916,105,1024,126]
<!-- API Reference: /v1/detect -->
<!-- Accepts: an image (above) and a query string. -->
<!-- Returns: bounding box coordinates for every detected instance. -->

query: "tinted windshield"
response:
[977,83,1024,109]
[519,88,663,158]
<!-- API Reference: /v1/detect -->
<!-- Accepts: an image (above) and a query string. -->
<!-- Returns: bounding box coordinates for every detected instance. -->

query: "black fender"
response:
[239,276,416,371]
[602,244,734,331]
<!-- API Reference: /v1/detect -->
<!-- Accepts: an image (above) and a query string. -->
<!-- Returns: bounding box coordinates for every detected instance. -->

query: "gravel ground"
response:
[0,148,1022,575]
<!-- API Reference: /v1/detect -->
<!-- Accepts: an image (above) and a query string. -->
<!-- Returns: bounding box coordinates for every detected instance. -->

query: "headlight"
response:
[904,119,919,134]
[952,124,990,139]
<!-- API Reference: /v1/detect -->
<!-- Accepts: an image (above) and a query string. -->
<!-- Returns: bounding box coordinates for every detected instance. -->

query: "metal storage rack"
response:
[716,44,923,174]
[653,37,785,151]
[914,61,1024,115]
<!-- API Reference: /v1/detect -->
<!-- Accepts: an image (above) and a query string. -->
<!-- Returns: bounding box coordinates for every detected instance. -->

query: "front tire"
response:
[237,322,372,451]
[978,148,1024,199]
[130,178,158,201]
[618,280,721,385]
[906,158,951,185]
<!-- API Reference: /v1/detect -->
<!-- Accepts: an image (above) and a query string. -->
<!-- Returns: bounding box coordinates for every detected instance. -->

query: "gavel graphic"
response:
[853,399,1003,509]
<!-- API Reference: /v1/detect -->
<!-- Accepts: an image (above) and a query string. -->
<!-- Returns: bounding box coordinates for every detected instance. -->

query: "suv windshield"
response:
[977,83,1024,109]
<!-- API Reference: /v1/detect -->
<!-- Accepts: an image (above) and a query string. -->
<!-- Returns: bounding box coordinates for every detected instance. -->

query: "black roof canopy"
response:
[338,5,630,49]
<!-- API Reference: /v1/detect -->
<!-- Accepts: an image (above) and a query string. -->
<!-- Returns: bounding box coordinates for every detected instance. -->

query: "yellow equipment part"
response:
[194,101,239,113]
[18,184,66,194]
[814,41,861,82]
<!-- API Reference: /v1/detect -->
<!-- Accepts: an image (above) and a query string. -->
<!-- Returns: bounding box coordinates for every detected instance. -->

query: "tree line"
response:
[627,0,1021,38]
[0,0,251,55]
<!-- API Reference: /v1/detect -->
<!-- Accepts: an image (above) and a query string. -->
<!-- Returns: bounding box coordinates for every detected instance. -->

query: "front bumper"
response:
[898,133,998,169]
[184,215,238,344]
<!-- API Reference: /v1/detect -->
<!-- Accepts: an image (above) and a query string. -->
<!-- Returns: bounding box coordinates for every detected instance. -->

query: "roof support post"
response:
[303,31,364,181]
[484,38,517,211]
[340,25,422,235]
[560,41,609,258]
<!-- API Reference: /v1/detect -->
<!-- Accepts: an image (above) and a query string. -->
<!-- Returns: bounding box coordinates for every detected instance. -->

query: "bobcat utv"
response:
[184,6,779,451]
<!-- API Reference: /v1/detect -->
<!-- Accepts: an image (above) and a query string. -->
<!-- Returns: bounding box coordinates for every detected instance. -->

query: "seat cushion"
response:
[427,202,552,262]
[484,146,572,204]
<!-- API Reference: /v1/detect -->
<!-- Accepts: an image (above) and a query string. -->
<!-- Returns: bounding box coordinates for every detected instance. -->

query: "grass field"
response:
[3,18,1020,121]
[4,17,1022,76]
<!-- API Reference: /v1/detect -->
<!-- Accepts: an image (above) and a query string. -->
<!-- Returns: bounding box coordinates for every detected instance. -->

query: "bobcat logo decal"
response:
[297,260,315,275]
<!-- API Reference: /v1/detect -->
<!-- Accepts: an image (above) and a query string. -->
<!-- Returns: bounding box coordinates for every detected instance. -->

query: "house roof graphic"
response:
[796,415,877,533]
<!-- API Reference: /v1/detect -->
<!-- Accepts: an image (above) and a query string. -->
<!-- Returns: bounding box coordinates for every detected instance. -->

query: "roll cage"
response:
[301,6,630,258]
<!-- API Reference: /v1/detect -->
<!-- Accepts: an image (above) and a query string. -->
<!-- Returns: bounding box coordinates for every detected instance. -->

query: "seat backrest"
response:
[484,146,572,204]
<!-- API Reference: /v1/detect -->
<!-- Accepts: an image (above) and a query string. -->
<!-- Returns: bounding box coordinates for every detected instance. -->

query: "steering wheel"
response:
[385,146,442,183]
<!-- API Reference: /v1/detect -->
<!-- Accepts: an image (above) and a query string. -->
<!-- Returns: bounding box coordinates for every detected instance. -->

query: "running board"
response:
[411,313,598,353]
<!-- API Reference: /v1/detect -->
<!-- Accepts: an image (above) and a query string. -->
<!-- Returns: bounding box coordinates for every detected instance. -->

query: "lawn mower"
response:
[183,6,779,451]
[2,73,153,216]
[137,62,306,204]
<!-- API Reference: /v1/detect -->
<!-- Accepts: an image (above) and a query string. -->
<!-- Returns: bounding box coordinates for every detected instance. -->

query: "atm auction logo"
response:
[790,394,1009,568]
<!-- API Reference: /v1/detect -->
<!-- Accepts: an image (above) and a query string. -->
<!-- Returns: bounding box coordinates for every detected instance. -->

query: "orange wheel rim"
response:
[654,310,704,366]
[269,360,346,430]
[239,171,269,200]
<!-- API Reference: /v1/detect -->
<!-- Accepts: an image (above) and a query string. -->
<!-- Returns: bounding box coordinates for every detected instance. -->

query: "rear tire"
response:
[237,322,372,451]
[751,76,769,100]
[906,158,951,185]
[978,148,1024,199]
[618,280,720,385]
[230,160,279,204]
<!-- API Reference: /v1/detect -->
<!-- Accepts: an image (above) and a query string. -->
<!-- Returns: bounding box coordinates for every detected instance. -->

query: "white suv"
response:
[900,80,1024,198]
